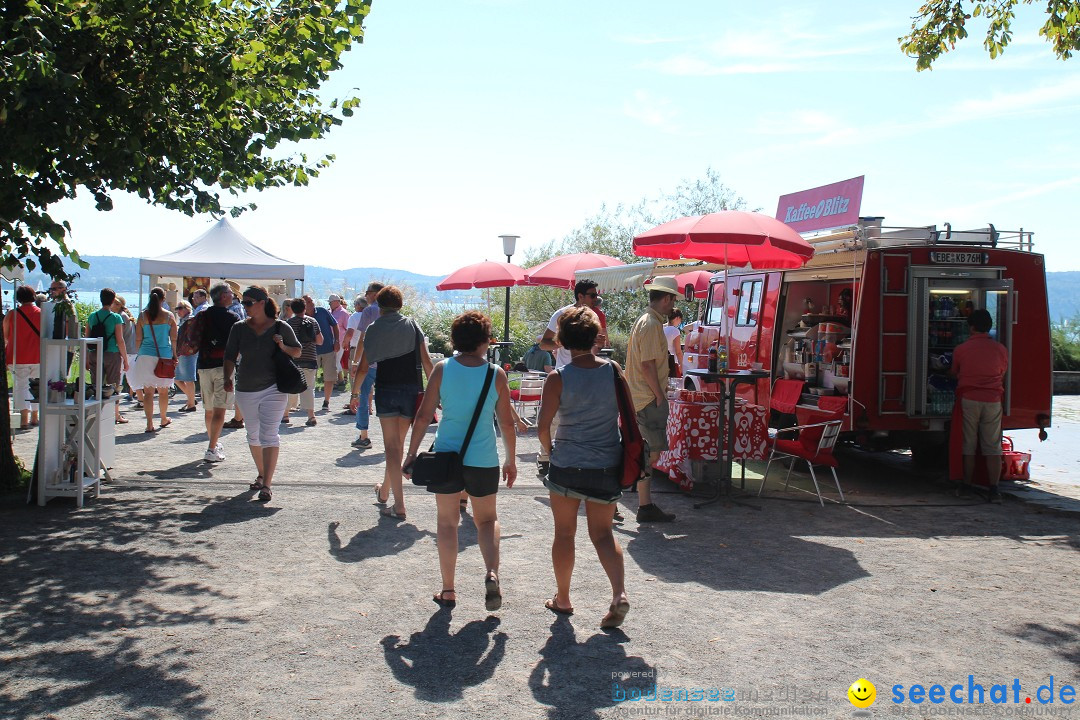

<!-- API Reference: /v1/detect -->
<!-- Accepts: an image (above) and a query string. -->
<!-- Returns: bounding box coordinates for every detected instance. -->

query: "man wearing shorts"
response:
[328,293,350,386]
[305,294,339,410]
[625,276,678,522]
[951,309,1009,503]
[85,288,129,423]
[197,283,240,462]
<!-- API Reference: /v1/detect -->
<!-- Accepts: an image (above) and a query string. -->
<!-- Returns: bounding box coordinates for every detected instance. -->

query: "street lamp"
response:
[499,235,519,355]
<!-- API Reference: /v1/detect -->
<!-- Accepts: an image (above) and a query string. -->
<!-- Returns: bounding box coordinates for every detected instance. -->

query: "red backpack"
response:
[176,313,206,357]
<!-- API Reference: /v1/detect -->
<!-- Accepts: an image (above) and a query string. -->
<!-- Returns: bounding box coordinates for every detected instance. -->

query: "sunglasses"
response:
[241,299,260,307]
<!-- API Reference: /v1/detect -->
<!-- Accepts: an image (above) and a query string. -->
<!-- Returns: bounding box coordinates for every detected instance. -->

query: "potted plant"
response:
[47,380,66,404]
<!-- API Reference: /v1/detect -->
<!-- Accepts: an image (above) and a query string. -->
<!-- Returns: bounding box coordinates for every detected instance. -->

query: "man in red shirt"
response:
[950,309,1009,503]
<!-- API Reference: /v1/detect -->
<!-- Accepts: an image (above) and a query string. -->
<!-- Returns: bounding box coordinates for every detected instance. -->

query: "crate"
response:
[1001,436,1031,481]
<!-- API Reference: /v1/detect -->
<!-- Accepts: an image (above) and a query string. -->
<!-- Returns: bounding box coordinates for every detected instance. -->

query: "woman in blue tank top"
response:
[537,305,630,629]
[404,311,517,611]
[132,287,177,432]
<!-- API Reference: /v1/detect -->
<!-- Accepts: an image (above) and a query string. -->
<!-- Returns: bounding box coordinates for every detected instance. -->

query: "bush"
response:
[1052,319,1080,371]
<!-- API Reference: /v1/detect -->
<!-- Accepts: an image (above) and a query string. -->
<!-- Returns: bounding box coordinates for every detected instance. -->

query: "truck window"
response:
[736,280,763,326]
[707,282,726,325]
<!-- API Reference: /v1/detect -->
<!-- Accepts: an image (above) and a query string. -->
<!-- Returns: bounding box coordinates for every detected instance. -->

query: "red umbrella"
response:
[633,211,813,268]
[523,253,624,289]
[673,270,717,299]
[436,261,527,290]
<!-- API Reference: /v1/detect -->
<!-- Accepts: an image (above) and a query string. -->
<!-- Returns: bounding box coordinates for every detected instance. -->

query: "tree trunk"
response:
[0,309,23,490]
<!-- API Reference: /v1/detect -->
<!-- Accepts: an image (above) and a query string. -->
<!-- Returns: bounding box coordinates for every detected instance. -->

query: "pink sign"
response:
[775,176,864,233]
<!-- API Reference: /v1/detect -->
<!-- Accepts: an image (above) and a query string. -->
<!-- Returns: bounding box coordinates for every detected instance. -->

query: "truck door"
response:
[730,274,769,371]
[907,267,1013,417]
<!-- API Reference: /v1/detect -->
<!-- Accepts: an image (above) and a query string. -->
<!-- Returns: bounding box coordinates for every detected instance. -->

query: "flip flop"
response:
[380,507,406,521]
[485,573,502,612]
[433,590,456,608]
[601,599,630,629]
[374,484,388,505]
[116,416,129,424]
[545,596,574,616]
[144,427,158,433]
[160,419,172,429]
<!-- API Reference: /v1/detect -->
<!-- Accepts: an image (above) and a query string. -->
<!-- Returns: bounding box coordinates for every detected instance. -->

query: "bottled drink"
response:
[929,296,938,320]
[708,344,719,373]
[718,344,728,372]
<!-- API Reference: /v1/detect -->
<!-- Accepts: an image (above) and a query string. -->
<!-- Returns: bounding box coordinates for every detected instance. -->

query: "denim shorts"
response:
[374,383,420,419]
[544,464,622,504]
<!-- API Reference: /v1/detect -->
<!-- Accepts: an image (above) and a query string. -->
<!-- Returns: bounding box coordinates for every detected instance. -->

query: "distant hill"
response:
[16,256,1080,320]
[20,255,477,304]
[1047,271,1080,321]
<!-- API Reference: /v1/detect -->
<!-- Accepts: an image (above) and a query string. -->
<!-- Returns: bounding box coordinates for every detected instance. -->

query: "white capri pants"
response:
[234,385,289,448]
[287,368,318,412]
[12,364,39,411]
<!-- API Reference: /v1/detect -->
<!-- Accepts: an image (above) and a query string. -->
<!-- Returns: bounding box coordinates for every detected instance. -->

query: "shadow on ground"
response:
[529,616,655,720]
[0,492,240,719]
[381,610,506,702]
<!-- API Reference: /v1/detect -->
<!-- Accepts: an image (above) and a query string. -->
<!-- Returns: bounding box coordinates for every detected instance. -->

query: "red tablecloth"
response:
[656,391,769,489]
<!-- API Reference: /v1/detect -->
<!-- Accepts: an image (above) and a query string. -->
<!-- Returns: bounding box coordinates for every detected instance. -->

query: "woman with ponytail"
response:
[132,286,178,432]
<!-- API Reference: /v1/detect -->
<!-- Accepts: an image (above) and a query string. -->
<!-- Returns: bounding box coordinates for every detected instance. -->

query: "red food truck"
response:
[686,217,1052,464]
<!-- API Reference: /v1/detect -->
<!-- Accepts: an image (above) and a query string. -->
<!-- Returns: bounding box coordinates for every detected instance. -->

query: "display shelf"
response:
[41,399,102,414]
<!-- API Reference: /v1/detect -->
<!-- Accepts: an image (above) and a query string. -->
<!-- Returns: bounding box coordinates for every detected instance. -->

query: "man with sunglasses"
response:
[536,280,607,477]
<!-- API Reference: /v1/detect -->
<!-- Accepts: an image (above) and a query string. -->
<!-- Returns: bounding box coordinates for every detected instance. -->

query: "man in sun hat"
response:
[625,275,679,523]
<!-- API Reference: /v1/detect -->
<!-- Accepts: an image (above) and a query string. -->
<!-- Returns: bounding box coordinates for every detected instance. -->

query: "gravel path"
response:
[3,391,1078,719]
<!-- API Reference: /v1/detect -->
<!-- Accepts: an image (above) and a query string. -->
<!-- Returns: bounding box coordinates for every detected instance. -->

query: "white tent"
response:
[140,217,304,280]
[138,217,304,303]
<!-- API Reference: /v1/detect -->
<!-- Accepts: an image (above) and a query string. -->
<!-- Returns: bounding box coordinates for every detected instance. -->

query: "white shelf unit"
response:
[37,334,103,507]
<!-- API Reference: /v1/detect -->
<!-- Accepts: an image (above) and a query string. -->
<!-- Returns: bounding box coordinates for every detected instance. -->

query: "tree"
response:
[900,0,1080,70]
[508,168,750,359]
[0,0,371,488]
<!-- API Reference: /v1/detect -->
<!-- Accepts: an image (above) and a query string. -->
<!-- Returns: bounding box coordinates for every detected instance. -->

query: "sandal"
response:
[485,572,502,612]
[223,418,244,429]
[249,476,265,491]
[160,419,171,429]
[601,599,630,629]
[116,416,129,424]
[545,596,574,616]
[258,487,272,502]
[374,484,388,505]
[433,590,456,608]
[380,507,406,521]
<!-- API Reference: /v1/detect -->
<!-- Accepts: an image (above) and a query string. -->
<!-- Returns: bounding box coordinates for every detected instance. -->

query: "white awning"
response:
[574,260,728,293]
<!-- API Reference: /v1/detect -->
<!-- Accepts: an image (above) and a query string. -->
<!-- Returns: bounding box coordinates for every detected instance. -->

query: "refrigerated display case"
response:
[907,268,1013,417]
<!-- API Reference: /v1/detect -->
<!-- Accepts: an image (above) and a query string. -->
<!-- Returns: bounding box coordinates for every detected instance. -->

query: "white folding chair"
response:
[511,373,545,426]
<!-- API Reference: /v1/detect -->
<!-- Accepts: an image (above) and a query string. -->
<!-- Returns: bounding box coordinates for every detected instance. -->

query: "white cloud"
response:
[623,89,681,133]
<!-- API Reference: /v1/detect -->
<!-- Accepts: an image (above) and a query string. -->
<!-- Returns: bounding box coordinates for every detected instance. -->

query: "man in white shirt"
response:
[341,295,367,408]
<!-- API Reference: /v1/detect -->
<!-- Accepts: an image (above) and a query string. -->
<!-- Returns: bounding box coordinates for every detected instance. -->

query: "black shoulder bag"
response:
[411,363,495,488]
[272,320,308,394]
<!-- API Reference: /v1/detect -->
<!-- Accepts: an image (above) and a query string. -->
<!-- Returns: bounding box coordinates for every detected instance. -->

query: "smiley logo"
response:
[848,678,876,708]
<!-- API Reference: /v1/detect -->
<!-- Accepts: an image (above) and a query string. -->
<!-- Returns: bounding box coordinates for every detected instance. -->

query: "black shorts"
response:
[426,465,500,497]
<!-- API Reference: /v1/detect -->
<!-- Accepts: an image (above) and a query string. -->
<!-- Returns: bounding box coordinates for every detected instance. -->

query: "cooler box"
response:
[1001,436,1030,481]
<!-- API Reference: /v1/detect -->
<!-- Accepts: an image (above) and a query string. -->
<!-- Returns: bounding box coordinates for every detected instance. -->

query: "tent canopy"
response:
[139,218,304,280]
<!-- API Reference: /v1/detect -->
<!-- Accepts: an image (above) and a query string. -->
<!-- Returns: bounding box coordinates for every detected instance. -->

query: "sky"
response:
[51,0,1080,277]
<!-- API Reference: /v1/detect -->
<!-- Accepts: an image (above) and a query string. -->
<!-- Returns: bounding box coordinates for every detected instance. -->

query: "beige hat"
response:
[643,276,679,295]
[328,293,342,303]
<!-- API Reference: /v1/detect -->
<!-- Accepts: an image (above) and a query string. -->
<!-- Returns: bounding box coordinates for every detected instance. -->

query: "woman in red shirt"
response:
[2,284,42,429]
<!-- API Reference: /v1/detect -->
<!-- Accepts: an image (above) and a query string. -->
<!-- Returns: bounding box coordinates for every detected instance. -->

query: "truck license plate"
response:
[930,251,988,265]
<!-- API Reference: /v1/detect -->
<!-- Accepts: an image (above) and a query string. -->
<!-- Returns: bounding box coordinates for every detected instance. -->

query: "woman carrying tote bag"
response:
[403,311,517,610]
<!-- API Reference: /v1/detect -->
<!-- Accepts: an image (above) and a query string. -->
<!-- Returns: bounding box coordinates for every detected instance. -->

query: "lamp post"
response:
[499,235,519,357]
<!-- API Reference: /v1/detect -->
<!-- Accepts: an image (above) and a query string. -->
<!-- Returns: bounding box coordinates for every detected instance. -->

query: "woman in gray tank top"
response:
[537,306,630,629]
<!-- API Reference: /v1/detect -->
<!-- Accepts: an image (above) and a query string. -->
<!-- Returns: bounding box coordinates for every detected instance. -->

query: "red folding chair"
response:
[758,409,844,506]
[769,378,804,429]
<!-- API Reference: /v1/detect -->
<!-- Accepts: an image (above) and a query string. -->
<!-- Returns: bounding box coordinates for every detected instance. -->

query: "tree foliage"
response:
[507,168,751,358]
[0,0,370,484]
[1,0,371,279]
[900,0,1080,70]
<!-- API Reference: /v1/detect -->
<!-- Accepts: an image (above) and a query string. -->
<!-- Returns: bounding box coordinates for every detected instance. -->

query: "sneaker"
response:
[636,503,676,523]
[352,437,372,448]
[988,487,1003,504]
[203,448,224,463]
[537,460,550,477]
[322,400,330,410]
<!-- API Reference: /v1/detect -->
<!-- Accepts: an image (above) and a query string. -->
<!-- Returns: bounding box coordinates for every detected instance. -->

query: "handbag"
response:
[611,361,646,488]
[411,363,495,487]
[147,316,177,379]
[272,320,308,394]
[411,320,438,424]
